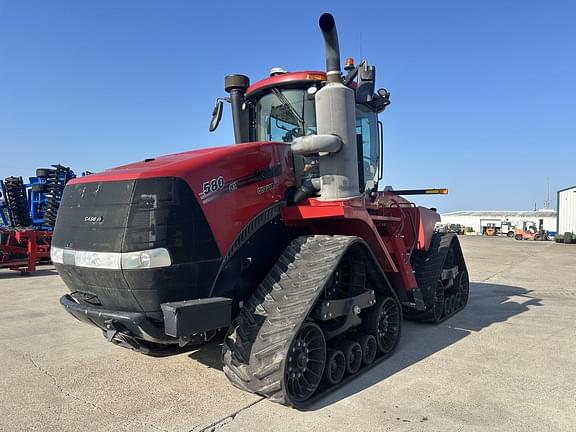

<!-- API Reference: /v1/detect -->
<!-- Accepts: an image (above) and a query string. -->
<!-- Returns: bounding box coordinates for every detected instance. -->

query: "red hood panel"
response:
[69,142,276,184]
[66,141,295,256]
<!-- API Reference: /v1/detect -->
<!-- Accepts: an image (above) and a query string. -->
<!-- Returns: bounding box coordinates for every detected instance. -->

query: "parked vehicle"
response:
[445,224,464,235]
[514,221,549,241]
[53,13,469,407]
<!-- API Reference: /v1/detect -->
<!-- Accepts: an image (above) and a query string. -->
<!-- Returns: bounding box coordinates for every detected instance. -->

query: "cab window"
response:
[252,88,380,192]
[255,89,316,142]
[356,104,380,190]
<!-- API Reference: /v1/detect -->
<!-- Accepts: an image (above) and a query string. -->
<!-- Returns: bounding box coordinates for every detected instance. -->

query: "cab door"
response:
[356,104,382,193]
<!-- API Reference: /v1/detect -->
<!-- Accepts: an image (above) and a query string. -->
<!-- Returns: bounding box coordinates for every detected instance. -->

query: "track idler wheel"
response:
[284,322,327,404]
[362,296,401,354]
[457,270,470,307]
[336,340,362,374]
[431,283,445,321]
[324,349,346,385]
[349,333,377,365]
[444,296,453,315]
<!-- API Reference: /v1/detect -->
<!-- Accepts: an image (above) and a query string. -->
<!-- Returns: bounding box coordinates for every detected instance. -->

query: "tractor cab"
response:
[210,65,390,197]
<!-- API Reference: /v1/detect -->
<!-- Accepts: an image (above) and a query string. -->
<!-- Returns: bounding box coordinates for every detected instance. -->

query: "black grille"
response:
[124,177,220,263]
[53,177,222,313]
[53,180,135,251]
[53,177,220,261]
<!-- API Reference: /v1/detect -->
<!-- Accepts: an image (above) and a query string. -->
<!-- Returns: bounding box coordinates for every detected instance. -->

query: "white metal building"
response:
[441,210,557,233]
[557,186,576,235]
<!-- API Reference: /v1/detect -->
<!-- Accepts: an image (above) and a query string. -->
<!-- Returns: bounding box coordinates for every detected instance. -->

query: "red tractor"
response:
[53,13,469,407]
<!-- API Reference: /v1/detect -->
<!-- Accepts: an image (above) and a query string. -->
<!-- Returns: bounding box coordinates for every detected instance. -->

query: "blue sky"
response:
[0,1,574,212]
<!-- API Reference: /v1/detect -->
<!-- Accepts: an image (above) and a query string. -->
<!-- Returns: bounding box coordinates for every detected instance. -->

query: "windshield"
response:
[255,89,317,142]
[252,87,381,191]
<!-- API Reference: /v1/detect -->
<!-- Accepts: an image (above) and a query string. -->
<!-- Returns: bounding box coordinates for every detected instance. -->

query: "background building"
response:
[557,186,576,236]
[441,210,557,234]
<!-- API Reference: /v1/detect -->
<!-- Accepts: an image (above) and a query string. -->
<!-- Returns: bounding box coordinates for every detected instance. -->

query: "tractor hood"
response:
[60,141,294,257]
[69,142,279,185]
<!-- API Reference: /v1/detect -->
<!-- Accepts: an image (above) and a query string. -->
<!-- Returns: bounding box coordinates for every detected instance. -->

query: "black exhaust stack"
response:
[224,74,250,143]
[300,12,360,199]
[319,13,341,83]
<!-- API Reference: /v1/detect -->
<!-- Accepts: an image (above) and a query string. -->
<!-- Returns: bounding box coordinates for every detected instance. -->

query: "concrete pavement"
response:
[1,236,575,431]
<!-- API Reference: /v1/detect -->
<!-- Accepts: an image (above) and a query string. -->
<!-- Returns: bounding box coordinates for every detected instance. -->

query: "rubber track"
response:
[222,235,364,406]
[409,233,468,323]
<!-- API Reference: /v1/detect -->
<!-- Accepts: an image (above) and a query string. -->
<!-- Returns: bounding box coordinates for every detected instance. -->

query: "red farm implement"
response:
[0,228,52,273]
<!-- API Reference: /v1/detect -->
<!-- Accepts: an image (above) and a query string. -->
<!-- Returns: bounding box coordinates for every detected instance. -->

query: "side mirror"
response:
[367,88,391,113]
[209,99,224,132]
[355,64,376,103]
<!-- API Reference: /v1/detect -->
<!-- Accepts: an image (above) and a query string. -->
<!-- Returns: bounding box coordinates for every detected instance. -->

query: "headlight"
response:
[121,248,172,269]
[75,250,121,269]
[50,247,171,269]
[50,246,64,264]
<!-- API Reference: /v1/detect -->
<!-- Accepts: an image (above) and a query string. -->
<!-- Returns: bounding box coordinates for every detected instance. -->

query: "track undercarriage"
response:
[221,233,468,407]
[406,233,469,323]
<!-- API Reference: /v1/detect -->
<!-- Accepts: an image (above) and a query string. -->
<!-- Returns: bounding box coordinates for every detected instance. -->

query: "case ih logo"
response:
[84,215,103,223]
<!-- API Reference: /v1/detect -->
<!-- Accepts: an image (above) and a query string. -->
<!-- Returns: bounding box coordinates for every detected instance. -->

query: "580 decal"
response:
[199,163,282,203]
[202,176,225,195]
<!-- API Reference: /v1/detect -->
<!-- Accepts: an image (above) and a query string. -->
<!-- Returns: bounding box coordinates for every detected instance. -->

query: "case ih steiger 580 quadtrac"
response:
[53,13,469,407]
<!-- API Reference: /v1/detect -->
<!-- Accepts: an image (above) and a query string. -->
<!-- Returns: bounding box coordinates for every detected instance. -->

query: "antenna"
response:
[544,177,551,209]
[359,31,363,60]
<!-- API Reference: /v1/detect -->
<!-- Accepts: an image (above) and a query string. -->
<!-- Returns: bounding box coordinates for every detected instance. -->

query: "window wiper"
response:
[272,88,304,128]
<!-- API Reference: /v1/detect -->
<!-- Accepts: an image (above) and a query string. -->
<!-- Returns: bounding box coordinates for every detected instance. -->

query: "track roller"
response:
[336,339,362,374]
[324,349,346,385]
[349,333,377,365]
